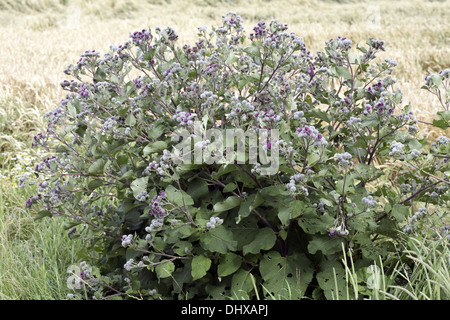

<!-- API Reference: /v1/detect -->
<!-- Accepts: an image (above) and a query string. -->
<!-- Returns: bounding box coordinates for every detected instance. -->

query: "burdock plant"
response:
[28,12,449,300]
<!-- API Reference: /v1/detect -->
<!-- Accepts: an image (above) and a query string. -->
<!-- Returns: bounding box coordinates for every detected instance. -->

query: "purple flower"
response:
[309,65,315,77]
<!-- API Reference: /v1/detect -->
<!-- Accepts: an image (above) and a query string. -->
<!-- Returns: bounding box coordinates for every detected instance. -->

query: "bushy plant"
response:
[28,12,449,300]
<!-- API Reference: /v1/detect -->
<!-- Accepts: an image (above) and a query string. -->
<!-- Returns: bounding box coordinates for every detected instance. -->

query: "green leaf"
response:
[155,261,175,279]
[307,151,321,167]
[309,108,331,123]
[428,73,443,88]
[191,255,212,280]
[172,263,193,294]
[148,124,165,139]
[307,236,344,255]
[231,269,254,299]
[143,141,167,156]
[110,75,120,85]
[87,179,104,191]
[243,44,260,59]
[211,164,238,180]
[336,176,354,195]
[334,66,352,80]
[433,110,450,130]
[352,163,383,182]
[186,180,209,201]
[213,196,242,213]
[125,113,136,126]
[242,228,277,255]
[278,200,305,226]
[225,50,236,65]
[259,185,289,197]
[34,210,51,220]
[200,225,237,254]
[217,252,242,277]
[130,176,149,199]
[298,211,335,235]
[259,251,313,299]
[165,185,194,207]
[391,204,409,222]
[88,158,106,175]
[223,182,237,193]
[316,260,347,300]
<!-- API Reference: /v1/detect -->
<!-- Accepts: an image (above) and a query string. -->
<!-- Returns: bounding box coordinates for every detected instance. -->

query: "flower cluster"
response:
[285,173,308,195]
[206,216,224,229]
[346,116,361,127]
[368,38,386,51]
[124,258,135,271]
[402,208,427,234]
[296,125,327,146]
[144,150,172,177]
[384,58,397,67]
[312,200,326,213]
[328,225,349,237]
[149,191,167,217]
[136,190,149,202]
[121,234,133,247]
[328,36,353,51]
[410,149,421,158]
[335,152,353,168]
[130,28,151,45]
[172,111,198,127]
[433,136,450,146]
[389,141,404,156]
[145,218,164,233]
[440,225,450,240]
[77,84,90,99]
[362,195,378,208]
[25,194,41,208]
[249,22,267,40]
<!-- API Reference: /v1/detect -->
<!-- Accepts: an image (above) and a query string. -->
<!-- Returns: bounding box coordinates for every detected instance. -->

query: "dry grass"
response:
[0,0,449,151]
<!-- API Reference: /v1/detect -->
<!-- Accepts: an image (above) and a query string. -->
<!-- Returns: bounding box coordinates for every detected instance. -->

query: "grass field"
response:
[0,0,448,299]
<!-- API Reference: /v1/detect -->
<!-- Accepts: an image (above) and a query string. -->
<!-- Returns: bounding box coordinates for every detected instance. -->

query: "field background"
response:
[0,0,448,299]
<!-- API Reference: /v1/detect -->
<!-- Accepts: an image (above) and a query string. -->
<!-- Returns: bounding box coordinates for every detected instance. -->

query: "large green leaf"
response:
[143,141,168,156]
[279,200,306,226]
[217,252,242,277]
[243,44,260,59]
[352,163,383,182]
[191,255,212,280]
[130,176,149,199]
[391,204,409,222]
[213,196,242,213]
[88,158,106,175]
[242,228,277,255]
[236,193,263,223]
[307,236,344,255]
[333,66,352,80]
[297,211,335,235]
[259,251,313,299]
[433,110,450,130]
[231,269,255,300]
[316,260,347,300]
[165,185,194,207]
[172,263,193,294]
[155,261,175,279]
[200,225,237,254]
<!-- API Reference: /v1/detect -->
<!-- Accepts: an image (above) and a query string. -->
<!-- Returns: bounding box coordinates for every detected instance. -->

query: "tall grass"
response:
[334,234,450,300]
[0,180,84,299]
[388,235,450,300]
